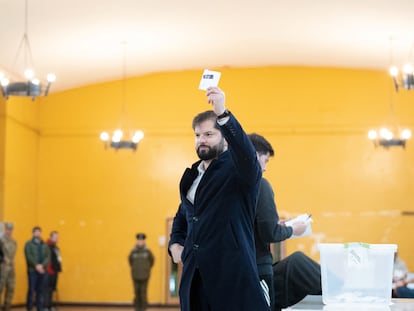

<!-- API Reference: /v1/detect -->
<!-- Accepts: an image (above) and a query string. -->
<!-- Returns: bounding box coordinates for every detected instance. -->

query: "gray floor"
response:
[11,296,414,310]
[285,295,414,311]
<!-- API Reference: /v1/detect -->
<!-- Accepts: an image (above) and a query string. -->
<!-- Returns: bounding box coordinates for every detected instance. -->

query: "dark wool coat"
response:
[255,178,293,275]
[169,113,269,311]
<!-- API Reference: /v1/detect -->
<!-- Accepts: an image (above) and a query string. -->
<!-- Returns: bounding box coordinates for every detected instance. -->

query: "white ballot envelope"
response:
[199,69,221,90]
[285,214,313,239]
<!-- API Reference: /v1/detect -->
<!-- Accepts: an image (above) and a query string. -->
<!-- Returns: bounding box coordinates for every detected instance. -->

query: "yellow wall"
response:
[2,66,414,304]
[3,96,40,303]
[0,97,5,220]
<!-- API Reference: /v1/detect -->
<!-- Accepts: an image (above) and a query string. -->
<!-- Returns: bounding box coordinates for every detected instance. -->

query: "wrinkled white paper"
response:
[285,213,313,238]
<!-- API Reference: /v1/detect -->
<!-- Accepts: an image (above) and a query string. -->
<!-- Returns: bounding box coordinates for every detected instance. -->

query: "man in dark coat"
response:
[248,133,307,310]
[169,87,269,311]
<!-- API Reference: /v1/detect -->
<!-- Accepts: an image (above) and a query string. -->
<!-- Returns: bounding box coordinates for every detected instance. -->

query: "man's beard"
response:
[196,140,225,161]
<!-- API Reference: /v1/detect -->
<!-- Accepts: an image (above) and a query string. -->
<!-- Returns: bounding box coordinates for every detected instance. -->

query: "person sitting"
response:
[393,252,414,298]
[273,251,322,310]
[394,276,414,298]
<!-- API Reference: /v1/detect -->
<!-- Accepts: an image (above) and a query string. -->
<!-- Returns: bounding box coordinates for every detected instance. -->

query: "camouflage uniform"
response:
[0,223,17,311]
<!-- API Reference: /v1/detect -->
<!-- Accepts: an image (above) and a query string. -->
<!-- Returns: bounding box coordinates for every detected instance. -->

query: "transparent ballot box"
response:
[318,243,397,305]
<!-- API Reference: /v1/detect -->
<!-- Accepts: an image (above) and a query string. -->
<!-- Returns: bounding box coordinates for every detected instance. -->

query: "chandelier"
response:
[367,93,411,148]
[368,38,412,148]
[99,42,144,151]
[390,65,414,92]
[368,128,411,148]
[389,38,414,92]
[0,0,56,100]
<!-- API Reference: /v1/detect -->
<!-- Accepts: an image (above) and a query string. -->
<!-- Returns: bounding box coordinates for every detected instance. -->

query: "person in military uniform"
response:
[128,233,154,311]
[0,222,17,311]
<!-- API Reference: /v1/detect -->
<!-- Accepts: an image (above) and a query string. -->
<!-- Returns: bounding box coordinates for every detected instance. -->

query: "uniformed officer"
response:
[128,233,154,311]
[0,222,17,311]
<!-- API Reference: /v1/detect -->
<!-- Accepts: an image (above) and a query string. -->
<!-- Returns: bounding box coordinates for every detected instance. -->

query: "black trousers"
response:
[189,269,211,311]
[258,272,274,310]
[273,251,322,310]
[43,273,58,308]
[26,271,45,311]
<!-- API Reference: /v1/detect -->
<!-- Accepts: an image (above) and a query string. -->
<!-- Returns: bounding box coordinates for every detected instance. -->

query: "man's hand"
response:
[292,221,307,236]
[206,87,226,116]
[35,264,45,274]
[170,243,184,264]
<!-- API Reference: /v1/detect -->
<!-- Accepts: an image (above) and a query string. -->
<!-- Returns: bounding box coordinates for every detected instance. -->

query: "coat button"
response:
[193,244,199,250]
[192,216,199,222]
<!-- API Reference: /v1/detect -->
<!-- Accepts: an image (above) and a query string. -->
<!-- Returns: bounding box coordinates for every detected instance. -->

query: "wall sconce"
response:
[99,42,144,152]
[0,0,56,100]
[368,128,411,148]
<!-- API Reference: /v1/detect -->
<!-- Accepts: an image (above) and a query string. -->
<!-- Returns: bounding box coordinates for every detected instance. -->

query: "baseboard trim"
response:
[12,302,180,308]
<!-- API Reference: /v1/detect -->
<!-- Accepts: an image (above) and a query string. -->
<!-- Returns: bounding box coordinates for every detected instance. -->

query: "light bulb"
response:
[403,64,413,74]
[380,128,393,140]
[114,129,123,138]
[100,132,109,141]
[112,135,121,143]
[132,130,144,143]
[400,129,412,140]
[112,129,123,142]
[389,66,399,77]
[1,78,9,86]
[368,130,377,140]
[31,78,40,85]
[24,69,34,80]
[47,73,56,83]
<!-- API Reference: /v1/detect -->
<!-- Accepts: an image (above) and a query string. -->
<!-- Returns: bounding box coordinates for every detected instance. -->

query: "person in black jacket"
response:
[248,133,307,310]
[43,231,62,311]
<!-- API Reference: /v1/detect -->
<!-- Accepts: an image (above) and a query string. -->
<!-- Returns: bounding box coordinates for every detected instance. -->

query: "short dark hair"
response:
[248,133,274,156]
[192,110,220,130]
[32,226,41,233]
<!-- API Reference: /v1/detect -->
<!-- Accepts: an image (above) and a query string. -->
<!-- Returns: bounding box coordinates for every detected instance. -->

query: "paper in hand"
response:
[285,214,313,239]
[199,69,221,90]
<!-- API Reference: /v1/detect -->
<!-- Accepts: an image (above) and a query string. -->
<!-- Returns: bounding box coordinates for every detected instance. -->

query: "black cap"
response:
[136,233,146,240]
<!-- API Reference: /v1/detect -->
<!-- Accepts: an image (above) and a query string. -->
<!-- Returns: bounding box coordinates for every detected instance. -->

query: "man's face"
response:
[257,152,271,172]
[51,233,59,243]
[5,228,13,237]
[33,229,42,239]
[136,239,145,247]
[194,120,225,161]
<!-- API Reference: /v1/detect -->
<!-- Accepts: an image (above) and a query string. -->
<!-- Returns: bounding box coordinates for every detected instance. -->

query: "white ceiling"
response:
[1,0,414,93]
